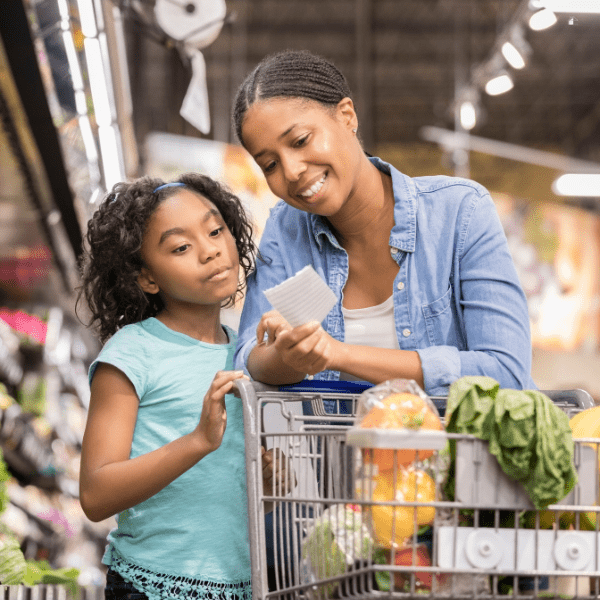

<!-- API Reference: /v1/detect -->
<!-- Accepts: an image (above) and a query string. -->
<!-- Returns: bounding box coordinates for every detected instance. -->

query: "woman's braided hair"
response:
[233,49,353,146]
[77,173,256,344]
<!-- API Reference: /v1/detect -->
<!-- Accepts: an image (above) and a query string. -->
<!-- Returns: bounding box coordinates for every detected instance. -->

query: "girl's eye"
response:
[173,244,190,254]
[210,227,223,237]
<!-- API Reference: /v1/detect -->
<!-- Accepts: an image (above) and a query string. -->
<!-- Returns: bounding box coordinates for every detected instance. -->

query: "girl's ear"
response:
[335,97,358,132]
[138,267,159,294]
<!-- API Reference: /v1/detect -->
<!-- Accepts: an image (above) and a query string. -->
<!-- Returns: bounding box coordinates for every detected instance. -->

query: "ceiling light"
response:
[529,8,558,30]
[535,0,600,13]
[552,174,600,197]
[460,101,477,130]
[501,41,526,69]
[485,72,514,96]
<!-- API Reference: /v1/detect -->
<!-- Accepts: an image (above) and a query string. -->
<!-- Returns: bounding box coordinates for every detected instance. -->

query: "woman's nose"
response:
[281,154,306,182]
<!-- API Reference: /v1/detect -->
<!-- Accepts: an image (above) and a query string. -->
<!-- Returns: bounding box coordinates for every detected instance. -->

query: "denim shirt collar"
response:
[309,156,417,253]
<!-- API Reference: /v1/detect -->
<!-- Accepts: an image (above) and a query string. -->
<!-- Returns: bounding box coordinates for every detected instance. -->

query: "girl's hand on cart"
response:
[256,310,340,375]
[261,446,297,497]
[194,370,248,455]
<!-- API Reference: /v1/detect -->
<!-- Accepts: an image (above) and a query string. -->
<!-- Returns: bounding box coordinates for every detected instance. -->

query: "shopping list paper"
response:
[263,265,337,327]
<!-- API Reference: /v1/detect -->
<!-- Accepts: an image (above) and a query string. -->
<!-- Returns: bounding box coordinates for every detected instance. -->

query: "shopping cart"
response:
[234,380,599,600]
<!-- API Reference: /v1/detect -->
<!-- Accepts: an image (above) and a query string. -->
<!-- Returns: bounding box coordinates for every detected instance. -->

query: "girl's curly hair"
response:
[77,173,256,344]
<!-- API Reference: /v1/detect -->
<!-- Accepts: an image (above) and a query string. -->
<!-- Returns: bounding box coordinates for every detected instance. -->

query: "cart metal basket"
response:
[235,380,599,600]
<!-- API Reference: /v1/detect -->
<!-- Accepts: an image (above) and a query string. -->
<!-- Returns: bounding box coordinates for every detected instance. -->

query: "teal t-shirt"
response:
[88,318,250,600]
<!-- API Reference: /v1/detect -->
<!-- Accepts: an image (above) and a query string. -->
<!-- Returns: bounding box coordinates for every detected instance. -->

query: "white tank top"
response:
[338,295,399,381]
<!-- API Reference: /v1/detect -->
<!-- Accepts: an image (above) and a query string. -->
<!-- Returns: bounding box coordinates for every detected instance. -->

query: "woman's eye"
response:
[263,161,277,174]
[210,227,223,237]
[295,135,309,147]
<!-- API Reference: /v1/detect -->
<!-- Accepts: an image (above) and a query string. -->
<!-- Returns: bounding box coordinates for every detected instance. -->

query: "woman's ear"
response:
[138,267,159,294]
[336,97,358,132]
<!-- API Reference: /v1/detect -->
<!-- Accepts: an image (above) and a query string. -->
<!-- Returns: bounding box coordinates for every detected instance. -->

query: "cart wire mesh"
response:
[234,380,599,600]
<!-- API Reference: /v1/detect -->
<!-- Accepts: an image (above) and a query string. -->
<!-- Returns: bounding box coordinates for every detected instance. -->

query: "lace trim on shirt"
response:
[110,550,252,600]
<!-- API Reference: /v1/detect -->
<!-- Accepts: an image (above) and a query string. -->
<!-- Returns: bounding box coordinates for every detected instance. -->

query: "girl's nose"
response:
[199,240,221,263]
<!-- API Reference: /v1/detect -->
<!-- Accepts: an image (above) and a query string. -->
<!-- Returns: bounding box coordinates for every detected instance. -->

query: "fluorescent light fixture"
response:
[78,115,99,163]
[552,174,600,197]
[57,0,69,20]
[62,31,84,90]
[536,0,600,13]
[460,101,477,130]
[501,41,526,69]
[74,90,87,115]
[529,8,558,29]
[485,72,514,96]
[84,38,112,126]
[76,0,98,37]
[98,124,125,189]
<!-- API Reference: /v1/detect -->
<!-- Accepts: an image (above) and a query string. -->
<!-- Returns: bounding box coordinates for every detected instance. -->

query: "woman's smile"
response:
[298,172,328,201]
[241,98,361,216]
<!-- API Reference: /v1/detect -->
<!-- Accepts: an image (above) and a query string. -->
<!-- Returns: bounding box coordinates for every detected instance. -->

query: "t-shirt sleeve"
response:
[88,326,151,400]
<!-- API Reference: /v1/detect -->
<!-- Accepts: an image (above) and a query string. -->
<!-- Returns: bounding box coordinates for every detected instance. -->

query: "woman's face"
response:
[241,97,362,216]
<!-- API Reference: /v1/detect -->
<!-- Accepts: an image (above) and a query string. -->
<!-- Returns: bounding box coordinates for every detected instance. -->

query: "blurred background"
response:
[0,0,599,588]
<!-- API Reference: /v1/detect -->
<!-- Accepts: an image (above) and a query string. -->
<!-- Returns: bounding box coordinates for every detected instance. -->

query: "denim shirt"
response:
[234,157,536,396]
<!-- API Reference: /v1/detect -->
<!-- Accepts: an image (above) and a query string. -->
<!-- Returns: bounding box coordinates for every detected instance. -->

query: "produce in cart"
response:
[301,504,373,597]
[368,467,436,548]
[562,406,600,530]
[354,379,444,473]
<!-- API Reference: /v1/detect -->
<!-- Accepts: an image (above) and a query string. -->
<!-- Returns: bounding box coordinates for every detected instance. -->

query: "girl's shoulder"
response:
[101,320,157,350]
[89,320,160,387]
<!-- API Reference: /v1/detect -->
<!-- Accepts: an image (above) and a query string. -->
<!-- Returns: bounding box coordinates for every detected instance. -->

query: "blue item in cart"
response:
[279,379,372,416]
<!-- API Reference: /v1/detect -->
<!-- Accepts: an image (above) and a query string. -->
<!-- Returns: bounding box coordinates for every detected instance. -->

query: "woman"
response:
[232,49,536,397]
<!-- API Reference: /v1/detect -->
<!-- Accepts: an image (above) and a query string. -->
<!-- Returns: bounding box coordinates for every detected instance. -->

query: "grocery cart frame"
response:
[234,380,596,600]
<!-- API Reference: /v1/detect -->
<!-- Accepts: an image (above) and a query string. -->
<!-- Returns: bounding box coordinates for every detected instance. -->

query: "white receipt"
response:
[263,265,337,327]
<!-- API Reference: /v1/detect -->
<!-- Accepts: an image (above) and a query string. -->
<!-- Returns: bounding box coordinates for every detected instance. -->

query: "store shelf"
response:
[1,586,102,600]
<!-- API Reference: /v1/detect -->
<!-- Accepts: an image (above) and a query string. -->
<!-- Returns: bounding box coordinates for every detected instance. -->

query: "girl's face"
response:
[241,97,362,217]
[138,189,240,309]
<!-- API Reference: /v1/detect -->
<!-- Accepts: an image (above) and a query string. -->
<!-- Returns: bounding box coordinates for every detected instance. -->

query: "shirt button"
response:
[397,281,405,291]
[390,247,399,255]
[402,329,411,337]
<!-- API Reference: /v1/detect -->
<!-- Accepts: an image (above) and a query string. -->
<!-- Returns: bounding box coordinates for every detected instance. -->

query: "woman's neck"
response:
[156,305,227,344]
[328,159,395,248]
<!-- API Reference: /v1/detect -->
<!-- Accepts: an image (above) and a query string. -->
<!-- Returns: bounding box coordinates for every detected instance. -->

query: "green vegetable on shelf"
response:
[0,527,27,585]
[23,561,80,598]
[0,448,11,515]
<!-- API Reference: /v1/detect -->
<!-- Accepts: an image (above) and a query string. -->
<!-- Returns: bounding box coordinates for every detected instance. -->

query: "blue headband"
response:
[154,182,185,193]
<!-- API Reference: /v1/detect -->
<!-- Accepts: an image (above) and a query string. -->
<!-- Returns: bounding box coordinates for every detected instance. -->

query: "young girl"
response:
[78,173,257,600]
[232,49,537,397]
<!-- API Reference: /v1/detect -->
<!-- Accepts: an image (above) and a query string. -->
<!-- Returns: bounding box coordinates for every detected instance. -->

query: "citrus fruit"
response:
[370,468,436,549]
[569,407,600,529]
[361,393,443,471]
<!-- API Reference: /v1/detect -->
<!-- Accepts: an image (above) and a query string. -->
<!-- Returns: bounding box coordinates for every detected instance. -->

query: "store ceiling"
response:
[126,0,600,169]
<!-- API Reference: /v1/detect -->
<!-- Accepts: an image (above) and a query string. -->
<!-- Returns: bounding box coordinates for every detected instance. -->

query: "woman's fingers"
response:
[275,324,333,373]
[256,310,290,344]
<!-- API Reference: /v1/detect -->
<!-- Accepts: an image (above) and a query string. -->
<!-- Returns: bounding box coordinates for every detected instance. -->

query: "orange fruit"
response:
[361,393,443,471]
[370,468,437,549]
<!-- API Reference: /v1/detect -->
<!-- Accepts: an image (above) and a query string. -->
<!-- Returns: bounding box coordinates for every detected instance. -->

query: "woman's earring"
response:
[352,128,357,134]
